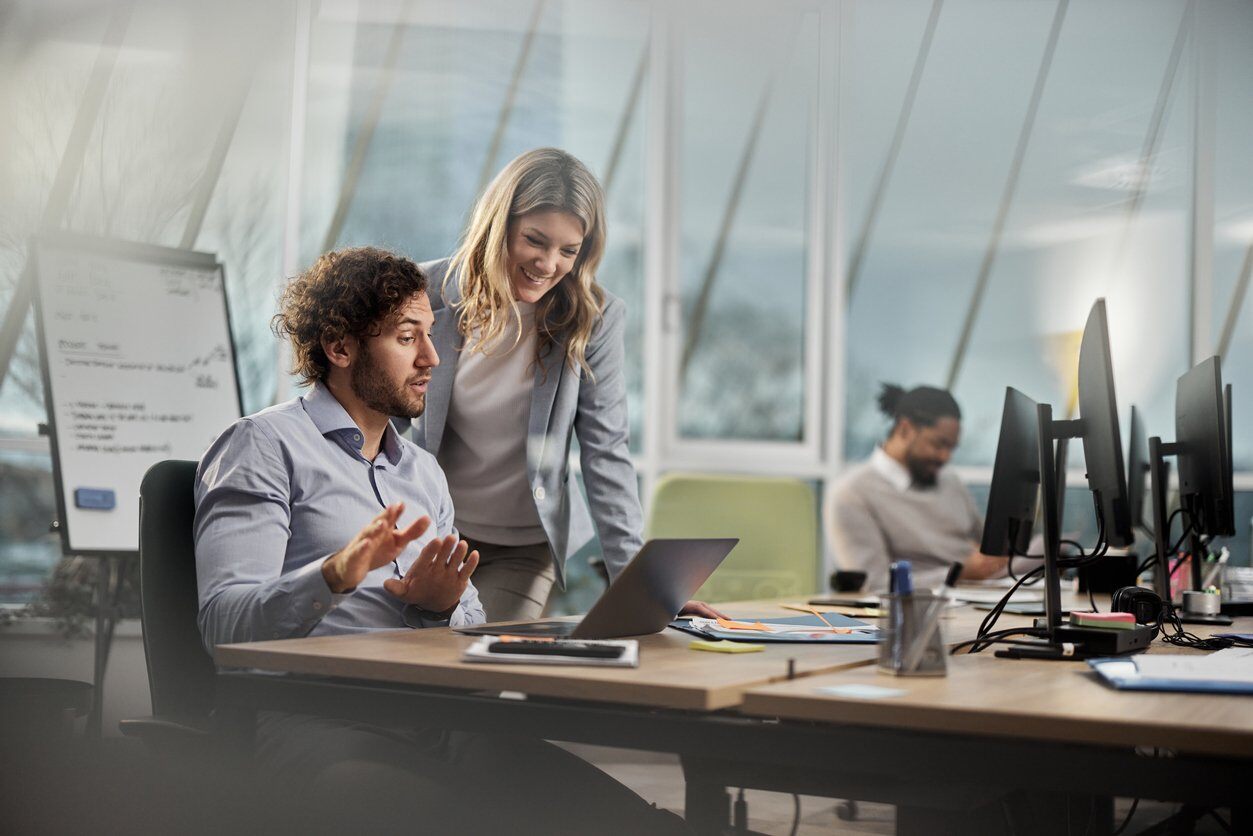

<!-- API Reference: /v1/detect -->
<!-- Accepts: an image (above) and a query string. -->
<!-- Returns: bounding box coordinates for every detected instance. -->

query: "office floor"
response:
[567,743,1234,836]
[0,734,1234,835]
[565,744,893,834]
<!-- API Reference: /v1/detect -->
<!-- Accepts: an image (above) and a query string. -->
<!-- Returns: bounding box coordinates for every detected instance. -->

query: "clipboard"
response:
[1088,649,1253,695]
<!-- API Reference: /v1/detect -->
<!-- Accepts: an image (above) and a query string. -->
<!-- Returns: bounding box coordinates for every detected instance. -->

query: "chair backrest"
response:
[138,459,216,722]
[645,473,820,603]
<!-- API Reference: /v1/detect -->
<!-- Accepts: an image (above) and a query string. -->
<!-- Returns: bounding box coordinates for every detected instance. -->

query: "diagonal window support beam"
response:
[945,0,1069,391]
[1215,244,1253,361]
[475,0,546,199]
[0,1,134,391]
[320,0,412,254]
[179,49,266,251]
[679,20,802,380]
[1111,0,1193,274]
[602,40,649,198]
[844,0,943,302]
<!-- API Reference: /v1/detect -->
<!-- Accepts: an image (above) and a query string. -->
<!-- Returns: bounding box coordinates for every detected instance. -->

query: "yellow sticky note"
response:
[690,640,765,653]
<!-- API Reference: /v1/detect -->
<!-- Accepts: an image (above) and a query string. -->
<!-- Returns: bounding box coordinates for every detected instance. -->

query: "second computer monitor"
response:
[1176,357,1235,538]
[1126,405,1149,532]
[1077,299,1134,548]
[980,387,1040,557]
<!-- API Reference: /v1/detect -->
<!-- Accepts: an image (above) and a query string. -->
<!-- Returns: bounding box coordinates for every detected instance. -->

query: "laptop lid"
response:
[571,537,737,639]
[456,538,737,639]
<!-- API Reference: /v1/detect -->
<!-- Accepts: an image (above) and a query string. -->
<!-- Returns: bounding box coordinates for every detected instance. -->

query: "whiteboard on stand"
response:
[32,233,243,556]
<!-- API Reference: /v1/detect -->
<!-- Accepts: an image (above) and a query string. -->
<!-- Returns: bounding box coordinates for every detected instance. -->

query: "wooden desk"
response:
[741,651,1253,757]
[215,600,880,711]
[213,594,1251,834]
[213,595,1032,711]
[728,615,1253,831]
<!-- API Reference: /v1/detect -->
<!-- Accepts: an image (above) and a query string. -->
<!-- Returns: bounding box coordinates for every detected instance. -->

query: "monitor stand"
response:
[1029,403,1152,659]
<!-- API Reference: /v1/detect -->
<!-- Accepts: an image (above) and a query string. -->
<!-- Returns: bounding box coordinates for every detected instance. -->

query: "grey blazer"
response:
[412,258,644,587]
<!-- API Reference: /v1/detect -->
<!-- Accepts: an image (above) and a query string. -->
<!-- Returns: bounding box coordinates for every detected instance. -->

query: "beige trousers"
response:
[464,538,558,623]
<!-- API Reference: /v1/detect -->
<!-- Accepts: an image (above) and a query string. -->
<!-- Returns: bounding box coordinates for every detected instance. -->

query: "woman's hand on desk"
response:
[680,600,728,620]
[383,533,480,614]
[323,504,431,594]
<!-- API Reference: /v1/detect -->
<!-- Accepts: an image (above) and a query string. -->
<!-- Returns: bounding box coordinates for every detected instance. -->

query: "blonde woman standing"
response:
[413,148,719,622]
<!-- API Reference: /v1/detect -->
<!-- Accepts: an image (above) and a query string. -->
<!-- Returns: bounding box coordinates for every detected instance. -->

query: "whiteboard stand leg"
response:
[86,556,120,741]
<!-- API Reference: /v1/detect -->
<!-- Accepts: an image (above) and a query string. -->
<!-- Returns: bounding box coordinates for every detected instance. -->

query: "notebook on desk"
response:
[456,538,738,639]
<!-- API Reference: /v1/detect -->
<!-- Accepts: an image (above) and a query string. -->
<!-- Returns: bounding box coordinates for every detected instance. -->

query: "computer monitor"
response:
[980,387,1041,557]
[1076,299,1134,548]
[1034,299,1149,646]
[1126,405,1149,533]
[1175,357,1234,538]
[1223,382,1234,532]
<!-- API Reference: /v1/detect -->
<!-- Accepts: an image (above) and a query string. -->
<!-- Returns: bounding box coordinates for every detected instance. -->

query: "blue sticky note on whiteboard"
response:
[74,488,116,510]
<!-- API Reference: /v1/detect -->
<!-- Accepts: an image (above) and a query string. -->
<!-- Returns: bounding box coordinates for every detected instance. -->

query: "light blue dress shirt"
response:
[194,383,485,653]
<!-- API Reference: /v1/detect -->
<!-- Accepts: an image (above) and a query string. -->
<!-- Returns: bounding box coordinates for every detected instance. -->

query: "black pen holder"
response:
[877,591,947,677]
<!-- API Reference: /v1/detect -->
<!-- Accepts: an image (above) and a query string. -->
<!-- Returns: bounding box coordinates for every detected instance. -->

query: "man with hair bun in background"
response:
[827,383,1009,593]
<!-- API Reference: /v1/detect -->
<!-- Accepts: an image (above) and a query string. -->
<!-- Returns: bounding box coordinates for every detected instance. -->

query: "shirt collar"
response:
[302,382,405,467]
[870,446,912,493]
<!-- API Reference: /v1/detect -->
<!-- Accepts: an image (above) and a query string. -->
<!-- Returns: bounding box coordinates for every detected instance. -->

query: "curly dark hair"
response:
[272,247,428,385]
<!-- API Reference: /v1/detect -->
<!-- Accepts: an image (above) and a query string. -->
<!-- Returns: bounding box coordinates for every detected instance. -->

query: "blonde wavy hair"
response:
[447,147,606,379]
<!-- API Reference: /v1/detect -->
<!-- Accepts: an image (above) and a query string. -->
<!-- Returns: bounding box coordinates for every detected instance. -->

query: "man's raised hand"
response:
[382,534,479,615]
[322,504,430,594]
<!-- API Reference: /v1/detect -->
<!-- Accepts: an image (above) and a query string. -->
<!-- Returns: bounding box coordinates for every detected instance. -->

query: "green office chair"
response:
[645,473,820,603]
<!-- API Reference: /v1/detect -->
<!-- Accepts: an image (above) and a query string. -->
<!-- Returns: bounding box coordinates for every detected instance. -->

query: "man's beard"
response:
[351,344,426,419]
[906,458,939,488]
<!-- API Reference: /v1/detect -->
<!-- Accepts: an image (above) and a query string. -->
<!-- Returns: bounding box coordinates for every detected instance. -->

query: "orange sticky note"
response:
[715,617,771,632]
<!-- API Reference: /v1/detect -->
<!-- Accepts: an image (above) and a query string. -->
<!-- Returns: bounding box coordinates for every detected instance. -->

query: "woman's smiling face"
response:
[505,209,585,303]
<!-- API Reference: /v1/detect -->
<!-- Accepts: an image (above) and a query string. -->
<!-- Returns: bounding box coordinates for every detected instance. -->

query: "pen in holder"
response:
[878,590,947,677]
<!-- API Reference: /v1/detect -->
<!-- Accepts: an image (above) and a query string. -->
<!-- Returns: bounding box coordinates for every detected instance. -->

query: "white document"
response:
[950,586,1044,604]
[1120,648,1253,684]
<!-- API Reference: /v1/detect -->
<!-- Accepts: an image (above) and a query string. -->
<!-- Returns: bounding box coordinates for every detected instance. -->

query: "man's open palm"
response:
[322,503,429,593]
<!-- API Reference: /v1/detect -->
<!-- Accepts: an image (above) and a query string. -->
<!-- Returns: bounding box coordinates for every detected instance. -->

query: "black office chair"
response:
[119,459,216,750]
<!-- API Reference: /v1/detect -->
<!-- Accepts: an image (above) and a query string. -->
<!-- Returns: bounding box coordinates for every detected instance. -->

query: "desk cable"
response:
[956,502,1111,655]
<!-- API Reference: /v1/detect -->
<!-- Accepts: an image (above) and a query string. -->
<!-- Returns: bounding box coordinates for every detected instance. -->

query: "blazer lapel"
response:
[422,294,463,458]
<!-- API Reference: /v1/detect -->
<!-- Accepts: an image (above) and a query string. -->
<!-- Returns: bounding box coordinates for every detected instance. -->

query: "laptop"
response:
[455,538,738,639]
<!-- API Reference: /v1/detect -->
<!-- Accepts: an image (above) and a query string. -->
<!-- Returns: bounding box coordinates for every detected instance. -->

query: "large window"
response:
[0,1,293,600]
[842,0,1195,466]
[673,1,818,443]
[4,0,1253,604]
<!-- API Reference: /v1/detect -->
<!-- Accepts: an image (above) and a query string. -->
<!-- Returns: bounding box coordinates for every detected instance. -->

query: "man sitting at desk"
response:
[195,246,682,834]
[828,383,1007,593]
